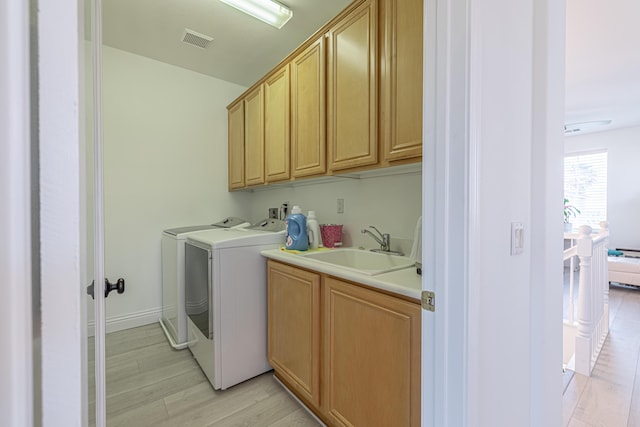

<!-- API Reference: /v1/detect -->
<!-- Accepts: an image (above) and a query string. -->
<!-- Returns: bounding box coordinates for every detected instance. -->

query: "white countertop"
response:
[260,248,423,301]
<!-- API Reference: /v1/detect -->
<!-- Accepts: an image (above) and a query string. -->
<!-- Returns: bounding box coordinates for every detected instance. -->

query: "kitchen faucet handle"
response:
[368,225,384,238]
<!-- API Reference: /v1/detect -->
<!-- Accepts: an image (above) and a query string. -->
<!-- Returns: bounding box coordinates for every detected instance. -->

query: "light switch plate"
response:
[337,198,344,214]
[511,222,524,255]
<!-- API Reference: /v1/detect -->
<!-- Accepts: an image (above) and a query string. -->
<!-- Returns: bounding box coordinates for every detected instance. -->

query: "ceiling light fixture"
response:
[218,0,293,29]
[564,120,612,134]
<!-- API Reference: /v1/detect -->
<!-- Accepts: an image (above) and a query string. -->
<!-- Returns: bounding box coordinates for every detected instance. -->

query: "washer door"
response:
[185,242,212,339]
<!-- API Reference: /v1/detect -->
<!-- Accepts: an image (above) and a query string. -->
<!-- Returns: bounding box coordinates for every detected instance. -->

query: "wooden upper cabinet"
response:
[380,0,423,162]
[323,276,421,427]
[327,0,378,172]
[267,261,321,407]
[264,65,291,182]
[244,86,265,186]
[291,37,326,178]
[227,100,245,190]
[227,0,424,190]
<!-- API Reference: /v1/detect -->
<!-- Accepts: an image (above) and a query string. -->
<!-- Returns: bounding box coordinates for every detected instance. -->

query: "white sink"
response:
[301,248,415,275]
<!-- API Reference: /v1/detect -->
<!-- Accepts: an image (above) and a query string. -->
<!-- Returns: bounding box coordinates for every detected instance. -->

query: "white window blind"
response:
[564,150,607,230]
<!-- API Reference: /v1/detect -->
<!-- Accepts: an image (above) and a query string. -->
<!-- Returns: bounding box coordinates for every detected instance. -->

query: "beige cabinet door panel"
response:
[291,38,326,177]
[265,66,291,182]
[327,0,378,171]
[227,100,245,190]
[267,261,321,407]
[323,276,420,427]
[244,86,265,186]
[381,0,423,161]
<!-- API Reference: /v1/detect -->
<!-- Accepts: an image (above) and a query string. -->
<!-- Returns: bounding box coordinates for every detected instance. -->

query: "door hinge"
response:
[421,290,435,312]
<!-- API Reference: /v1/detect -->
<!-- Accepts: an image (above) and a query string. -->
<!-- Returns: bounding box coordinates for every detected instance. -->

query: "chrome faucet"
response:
[361,226,391,252]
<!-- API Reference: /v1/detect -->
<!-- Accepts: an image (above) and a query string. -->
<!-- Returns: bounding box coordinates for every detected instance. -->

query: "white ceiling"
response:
[565,0,640,135]
[101,0,640,135]
[102,0,351,87]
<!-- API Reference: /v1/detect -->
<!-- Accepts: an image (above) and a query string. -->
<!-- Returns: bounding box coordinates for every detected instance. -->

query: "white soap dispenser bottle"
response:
[306,210,322,249]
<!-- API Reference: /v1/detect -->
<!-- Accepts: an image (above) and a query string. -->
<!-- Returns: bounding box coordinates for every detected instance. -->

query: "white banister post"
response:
[575,225,593,376]
[599,221,610,336]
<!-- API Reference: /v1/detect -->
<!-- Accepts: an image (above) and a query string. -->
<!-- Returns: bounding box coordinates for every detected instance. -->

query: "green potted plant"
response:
[564,197,580,232]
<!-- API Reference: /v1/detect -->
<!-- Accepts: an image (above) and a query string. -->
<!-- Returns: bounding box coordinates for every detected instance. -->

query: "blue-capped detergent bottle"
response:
[285,205,308,251]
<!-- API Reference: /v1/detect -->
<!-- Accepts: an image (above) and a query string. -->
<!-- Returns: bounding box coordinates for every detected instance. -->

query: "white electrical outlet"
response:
[337,198,344,214]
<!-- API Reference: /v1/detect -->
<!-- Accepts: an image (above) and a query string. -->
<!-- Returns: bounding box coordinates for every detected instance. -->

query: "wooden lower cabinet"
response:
[323,276,421,427]
[267,261,421,426]
[267,261,321,407]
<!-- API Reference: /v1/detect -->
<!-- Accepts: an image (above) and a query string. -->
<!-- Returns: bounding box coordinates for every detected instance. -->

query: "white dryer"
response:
[160,217,250,349]
[184,219,286,390]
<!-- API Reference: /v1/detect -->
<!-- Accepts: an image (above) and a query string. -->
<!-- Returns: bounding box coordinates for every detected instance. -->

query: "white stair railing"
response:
[562,222,609,376]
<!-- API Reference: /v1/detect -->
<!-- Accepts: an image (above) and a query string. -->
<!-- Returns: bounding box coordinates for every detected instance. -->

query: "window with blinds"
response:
[564,150,608,230]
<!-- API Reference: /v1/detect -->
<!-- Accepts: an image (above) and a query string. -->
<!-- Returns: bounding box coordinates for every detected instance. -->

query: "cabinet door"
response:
[264,65,290,182]
[323,277,421,427]
[380,0,423,161]
[267,261,321,407]
[291,37,326,178]
[227,100,245,190]
[244,85,265,186]
[327,0,378,171]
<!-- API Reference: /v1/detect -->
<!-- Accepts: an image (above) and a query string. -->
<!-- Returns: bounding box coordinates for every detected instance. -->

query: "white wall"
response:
[96,46,252,328]
[462,0,564,424]
[565,125,640,249]
[1,1,35,425]
[246,169,422,253]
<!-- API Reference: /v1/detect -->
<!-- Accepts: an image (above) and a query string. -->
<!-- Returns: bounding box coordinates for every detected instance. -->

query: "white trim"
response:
[87,308,163,337]
[421,0,437,423]
[0,0,33,425]
[466,0,482,423]
[38,0,84,424]
[529,0,566,423]
[90,0,107,425]
[422,0,473,424]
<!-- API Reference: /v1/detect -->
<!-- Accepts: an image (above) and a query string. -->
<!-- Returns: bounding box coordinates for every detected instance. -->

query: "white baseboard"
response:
[87,307,162,337]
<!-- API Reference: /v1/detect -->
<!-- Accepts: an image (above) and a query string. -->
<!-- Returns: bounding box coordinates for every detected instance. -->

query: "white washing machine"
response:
[184,219,286,390]
[160,217,250,349]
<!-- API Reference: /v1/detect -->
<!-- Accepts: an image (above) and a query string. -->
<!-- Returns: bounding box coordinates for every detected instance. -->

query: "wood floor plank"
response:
[572,376,632,426]
[107,398,169,427]
[627,346,640,427]
[567,418,596,427]
[563,373,589,427]
[159,374,275,426]
[209,390,301,427]
[107,366,207,418]
[162,382,217,417]
[267,407,320,426]
[107,358,198,396]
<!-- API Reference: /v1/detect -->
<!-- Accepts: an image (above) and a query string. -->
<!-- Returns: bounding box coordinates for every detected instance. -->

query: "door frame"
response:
[36,0,86,425]
[423,0,565,425]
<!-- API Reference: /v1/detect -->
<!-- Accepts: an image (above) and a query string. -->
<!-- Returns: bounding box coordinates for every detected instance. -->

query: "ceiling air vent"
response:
[181,29,214,49]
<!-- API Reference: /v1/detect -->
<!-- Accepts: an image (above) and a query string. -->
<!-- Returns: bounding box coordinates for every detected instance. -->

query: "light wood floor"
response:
[563,283,640,427]
[88,324,320,426]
